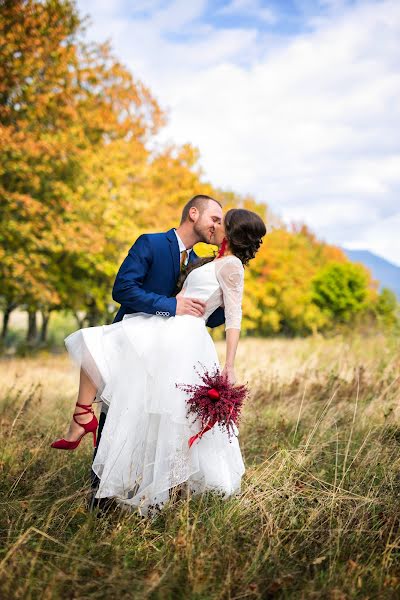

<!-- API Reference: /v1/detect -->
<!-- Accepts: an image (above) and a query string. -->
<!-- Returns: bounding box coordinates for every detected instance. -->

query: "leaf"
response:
[312,556,327,565]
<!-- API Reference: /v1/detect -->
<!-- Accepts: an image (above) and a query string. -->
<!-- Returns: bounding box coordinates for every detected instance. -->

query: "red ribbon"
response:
[188,388,220,448]
[217,238,228,258]
[188,419,217,448]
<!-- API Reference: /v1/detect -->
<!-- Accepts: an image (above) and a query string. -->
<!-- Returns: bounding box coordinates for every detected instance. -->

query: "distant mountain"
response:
[342,249,400,299]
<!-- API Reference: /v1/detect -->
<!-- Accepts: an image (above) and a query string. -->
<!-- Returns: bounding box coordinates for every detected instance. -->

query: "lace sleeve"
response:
[215,257,244,331]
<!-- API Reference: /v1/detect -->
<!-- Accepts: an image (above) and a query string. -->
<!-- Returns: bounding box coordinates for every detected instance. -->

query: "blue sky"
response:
[77,0,400,265]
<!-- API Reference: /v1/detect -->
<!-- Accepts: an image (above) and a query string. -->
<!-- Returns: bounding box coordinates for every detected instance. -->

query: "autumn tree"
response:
[240,224,345,335]
[0,0,163,339]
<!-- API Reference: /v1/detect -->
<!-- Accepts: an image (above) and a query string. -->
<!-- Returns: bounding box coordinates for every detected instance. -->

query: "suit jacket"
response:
[112,228,225,328]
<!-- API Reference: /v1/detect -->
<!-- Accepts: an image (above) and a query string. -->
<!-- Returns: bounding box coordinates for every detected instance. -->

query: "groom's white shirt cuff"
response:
[173,229,191,265]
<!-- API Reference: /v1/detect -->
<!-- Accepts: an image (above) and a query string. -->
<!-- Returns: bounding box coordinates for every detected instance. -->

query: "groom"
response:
[90,194,225,507]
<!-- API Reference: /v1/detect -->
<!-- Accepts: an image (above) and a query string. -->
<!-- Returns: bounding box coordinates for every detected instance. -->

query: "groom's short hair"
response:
[180,195,221,224]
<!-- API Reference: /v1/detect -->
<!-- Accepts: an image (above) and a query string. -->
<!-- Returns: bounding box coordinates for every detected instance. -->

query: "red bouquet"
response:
[176,363,249,448]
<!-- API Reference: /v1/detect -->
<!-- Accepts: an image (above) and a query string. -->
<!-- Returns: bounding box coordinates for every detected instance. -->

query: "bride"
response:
[51,208,266,515]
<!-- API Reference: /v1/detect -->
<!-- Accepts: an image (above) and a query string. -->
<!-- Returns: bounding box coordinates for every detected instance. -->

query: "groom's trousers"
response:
[90,402,108,503]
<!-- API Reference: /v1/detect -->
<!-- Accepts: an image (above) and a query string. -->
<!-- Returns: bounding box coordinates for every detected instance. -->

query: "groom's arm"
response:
[112,235,177,316]
[206,307,225,328]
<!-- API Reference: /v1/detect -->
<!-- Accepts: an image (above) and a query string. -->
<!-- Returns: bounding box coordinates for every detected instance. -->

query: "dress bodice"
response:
[181,255,244,330]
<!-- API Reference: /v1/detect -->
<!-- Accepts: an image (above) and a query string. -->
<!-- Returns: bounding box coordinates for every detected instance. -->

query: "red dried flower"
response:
[176,363,249,447]
[207,388,220,401]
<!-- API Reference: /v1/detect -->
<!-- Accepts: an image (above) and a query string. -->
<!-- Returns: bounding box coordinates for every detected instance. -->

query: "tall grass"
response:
[1,335,400,599]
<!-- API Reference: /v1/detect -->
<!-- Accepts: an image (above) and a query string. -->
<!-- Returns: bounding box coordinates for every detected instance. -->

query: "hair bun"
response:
[225,209,266,266]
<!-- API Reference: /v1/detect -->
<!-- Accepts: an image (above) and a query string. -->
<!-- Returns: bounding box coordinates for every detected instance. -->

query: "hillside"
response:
[343,249,400,299]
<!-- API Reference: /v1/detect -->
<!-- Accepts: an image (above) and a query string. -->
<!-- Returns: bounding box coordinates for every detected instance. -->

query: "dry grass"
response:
[1,334,400,599]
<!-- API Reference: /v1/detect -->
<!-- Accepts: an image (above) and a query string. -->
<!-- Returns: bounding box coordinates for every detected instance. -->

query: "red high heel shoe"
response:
[51,403,98,450]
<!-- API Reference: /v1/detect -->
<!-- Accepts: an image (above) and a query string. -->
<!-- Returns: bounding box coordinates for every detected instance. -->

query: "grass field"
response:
[1,335,400,599]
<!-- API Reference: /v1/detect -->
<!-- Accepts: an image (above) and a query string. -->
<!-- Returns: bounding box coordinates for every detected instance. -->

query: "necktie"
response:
[180,250,188,271]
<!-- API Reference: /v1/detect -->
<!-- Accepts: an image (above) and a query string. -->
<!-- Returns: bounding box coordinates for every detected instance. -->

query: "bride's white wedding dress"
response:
[65,255,246,515]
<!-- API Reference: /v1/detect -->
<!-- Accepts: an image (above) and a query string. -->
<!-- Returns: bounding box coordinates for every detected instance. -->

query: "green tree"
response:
[311,261,370,324]
[374,288,398,328]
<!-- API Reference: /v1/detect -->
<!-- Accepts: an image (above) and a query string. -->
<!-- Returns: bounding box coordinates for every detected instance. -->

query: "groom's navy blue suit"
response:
[111,228,225,327]
[91,228,225,499]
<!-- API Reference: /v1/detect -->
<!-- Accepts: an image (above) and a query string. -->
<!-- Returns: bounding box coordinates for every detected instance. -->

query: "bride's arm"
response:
[222,329,240,384]
[215,257,245,385]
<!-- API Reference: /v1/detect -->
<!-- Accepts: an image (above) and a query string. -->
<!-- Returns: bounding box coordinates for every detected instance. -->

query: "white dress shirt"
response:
[173,229,192,266]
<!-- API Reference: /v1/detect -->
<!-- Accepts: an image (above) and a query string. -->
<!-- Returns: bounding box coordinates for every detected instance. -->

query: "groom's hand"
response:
[176,296,206,317]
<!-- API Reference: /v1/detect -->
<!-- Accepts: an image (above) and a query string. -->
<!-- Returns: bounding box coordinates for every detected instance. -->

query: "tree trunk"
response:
[40,309,51,343]
[27,309,38,344]
[87,303,100,327]
[87,311,98,327]
[74,312,86,329]
[1,303,15,340]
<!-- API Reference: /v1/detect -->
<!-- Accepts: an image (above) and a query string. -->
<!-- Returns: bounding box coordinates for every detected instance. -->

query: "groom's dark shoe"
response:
[88,495,117,514]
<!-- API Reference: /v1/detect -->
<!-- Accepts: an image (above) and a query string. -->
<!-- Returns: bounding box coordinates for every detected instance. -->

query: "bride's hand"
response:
[222,364,236,385]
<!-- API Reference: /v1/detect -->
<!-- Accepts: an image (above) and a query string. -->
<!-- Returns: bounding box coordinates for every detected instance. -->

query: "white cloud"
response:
[343,212,400,266]
[218,0,278,24]
[151,0,206,31]
[77,0,400,266]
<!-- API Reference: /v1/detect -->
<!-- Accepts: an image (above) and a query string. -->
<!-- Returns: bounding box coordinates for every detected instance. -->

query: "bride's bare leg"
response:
[63,368,98,442]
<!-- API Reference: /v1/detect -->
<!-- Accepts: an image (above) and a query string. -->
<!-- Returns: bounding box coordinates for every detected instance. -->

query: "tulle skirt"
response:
[64,312,245,515]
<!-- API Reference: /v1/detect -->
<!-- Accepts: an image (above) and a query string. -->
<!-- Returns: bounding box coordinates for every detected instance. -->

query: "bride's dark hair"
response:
[224,208,267,266]
[175,208,266,294]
